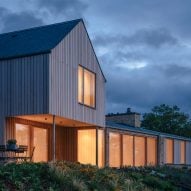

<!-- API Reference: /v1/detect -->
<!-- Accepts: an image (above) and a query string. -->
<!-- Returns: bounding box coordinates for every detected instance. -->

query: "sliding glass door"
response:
[15,124,30,156]
[33,127,48,162]
[15,124,48,162]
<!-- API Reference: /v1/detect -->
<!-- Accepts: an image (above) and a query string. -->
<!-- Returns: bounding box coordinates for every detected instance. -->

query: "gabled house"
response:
[0,19,191,167]
[0,19,105,166]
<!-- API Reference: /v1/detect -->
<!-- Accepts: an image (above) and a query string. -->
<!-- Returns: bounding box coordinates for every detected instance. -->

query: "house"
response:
[0,19,190,167]
[106,109,191,167]
[0,19,105,166]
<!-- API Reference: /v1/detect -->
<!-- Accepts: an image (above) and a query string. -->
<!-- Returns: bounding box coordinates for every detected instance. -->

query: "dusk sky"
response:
[1,0,191,115]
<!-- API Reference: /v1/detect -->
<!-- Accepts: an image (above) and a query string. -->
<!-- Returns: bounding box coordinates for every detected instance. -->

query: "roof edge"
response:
[0,19,82,37]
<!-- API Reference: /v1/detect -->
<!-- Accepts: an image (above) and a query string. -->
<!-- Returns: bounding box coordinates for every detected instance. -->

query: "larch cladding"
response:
[49,21,105,127]
[0,54,49,143]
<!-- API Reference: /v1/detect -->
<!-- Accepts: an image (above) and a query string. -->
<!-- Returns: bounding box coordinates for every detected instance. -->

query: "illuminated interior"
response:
[134,136,145,166]
[180,141,185,164]
[78,66,95,107]
[33,127,48,162]
[122,135,133,166]
[78,129,96,165]
[147,137,157,165]
[165,139,173,164]
[109,132,120,167]
[98,129,105,167]
[15,124,48,162]
[15,124,30,156]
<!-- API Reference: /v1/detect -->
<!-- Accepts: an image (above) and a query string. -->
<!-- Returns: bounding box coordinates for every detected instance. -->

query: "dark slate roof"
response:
[0,19,81,60]
[106,121,191,141]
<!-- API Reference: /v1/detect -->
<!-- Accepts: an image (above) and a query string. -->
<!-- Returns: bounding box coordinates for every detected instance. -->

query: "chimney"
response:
[106,108,141,127]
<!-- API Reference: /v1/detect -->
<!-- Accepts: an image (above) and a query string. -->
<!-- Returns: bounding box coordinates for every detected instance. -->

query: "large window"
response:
[165,139,174,164]
[134,136,145,166]
[78,129,96,165]
[98,129,105,167]
[122,135,133,166]
[109,133,121,167]
[15,124,48,162]
[16,124,30,157]
[147,137,157,165]
[78,66,96,108]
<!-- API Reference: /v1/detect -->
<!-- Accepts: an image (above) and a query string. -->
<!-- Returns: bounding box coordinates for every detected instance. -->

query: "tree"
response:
[141,104,191,138]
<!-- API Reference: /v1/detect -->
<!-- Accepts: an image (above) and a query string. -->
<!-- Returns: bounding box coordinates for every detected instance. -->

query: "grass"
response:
[0,161,190,190]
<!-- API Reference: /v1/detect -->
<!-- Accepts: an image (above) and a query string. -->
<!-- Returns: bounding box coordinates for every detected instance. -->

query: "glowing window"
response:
[78,66,95,108]
[147,137,157,165]
[78,129,96,165]
[109,133,121,167]
[33,127,48,162]
[165,139,173,164]
[98,129,105,167]
[15,124,30,156]
[122,135,133,166]
[134,136,145,166]
[180,141,185,164]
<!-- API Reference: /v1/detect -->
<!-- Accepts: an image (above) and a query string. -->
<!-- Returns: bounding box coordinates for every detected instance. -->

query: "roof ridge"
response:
[0,18,82,36]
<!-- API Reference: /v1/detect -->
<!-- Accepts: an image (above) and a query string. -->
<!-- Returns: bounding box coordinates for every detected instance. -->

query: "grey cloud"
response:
[36,0,87,18]
[106,67,191,114]
[94,28,179,49]
[0,7,44,33]
[129,28,178,48]
[159,64,191,79]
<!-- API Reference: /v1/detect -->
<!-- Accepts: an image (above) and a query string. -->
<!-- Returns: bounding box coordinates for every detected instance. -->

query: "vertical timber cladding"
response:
[49,21,105,127]
[0,54,49,143]
[0,54,49,116]
[56,126,77,162]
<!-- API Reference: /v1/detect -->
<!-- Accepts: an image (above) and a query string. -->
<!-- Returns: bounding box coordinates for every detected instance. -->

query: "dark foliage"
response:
[142,104,191,138]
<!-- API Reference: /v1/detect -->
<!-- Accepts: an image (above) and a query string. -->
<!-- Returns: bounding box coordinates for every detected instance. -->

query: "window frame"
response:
[78,65,96,109]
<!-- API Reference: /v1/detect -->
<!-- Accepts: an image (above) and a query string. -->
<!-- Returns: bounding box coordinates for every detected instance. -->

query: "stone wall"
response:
[106,113,141,127]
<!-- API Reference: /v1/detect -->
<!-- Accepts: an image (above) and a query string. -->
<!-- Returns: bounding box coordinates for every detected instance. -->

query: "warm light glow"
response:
[98,130,105,167]
[33,127,48,162]
[78,129,96,165]
[180,141,185,164]
[122,135,133,166]
[147,137,157,165]
[165,139,173,164]
[84,69,95,107]
[109,133,121,167]
[16,124,30,156]
[134,136,145,166]
[78,66,95,107]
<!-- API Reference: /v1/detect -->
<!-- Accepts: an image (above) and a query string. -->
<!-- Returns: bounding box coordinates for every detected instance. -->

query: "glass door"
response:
[33,127,48,162]
[15,124,30,156]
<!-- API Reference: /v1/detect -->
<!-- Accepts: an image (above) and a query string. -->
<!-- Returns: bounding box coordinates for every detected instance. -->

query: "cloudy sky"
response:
[1,0,191,115]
